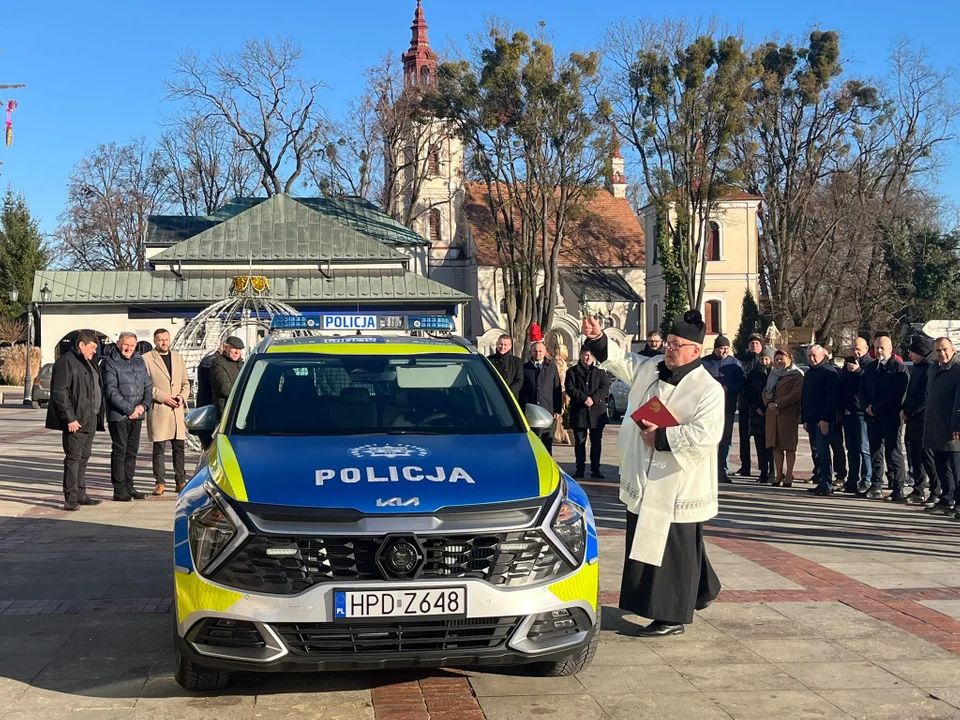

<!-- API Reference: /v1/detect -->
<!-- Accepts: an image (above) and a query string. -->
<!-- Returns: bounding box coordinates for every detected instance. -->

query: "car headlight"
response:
[188,482,245,575]
[550,498,586,565]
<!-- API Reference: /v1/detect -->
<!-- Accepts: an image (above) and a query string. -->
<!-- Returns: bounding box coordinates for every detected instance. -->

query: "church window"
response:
[705,300,721,335]
[429,209,442,243]
[427,144,441,176]
[421,66,432,86]
[707,221,721,261]
[652,219,660,265]
[653,302,660,329]
[499,297,507,314]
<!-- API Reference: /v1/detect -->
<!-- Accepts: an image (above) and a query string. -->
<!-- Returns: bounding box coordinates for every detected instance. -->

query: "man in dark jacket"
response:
[735,333,764,477]
[565,348,611,479]
[859,333,909,501]
[101,332,153,501]
[46,330,106,511]
[903,336,939,505]
[639,331,664,358]
[487,334,523,400]
[195,342,226,448]
[520,341,562,455]
[924,337,960,517]
[211,336,245,420]
[802,345,841,495]
[839,338,873,494]
[702,335,746,483]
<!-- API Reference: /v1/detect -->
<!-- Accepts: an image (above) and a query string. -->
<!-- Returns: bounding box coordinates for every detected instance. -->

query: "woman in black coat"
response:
[565,349,611,479]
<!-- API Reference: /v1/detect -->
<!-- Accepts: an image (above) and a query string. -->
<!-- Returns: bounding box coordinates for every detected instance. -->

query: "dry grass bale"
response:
[0,345,42,385]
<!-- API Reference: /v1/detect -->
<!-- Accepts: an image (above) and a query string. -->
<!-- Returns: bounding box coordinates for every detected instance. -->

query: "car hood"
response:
[222,433,552,513]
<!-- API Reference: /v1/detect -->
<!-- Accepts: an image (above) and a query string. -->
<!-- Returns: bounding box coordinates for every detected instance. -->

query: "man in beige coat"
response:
[145,329,191,495]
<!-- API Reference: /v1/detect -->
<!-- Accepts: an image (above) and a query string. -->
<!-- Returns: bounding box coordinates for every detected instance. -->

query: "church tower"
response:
[393,1,468,289]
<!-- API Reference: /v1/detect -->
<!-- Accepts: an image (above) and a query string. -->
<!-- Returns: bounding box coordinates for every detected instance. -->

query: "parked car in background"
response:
[31,363,54,408]
[607,377,629,421]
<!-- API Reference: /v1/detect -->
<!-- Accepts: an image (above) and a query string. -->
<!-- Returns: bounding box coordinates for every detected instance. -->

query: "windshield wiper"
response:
[385,429,444,435]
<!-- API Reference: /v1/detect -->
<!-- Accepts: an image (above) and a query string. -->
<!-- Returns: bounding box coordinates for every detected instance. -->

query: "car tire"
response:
[174,648,230,691]
[31,401,40,409]
[533,599,601,677]
[606,396,617,421]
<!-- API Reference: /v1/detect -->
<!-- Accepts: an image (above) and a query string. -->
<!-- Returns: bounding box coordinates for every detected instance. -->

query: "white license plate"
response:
[333,588,467,620]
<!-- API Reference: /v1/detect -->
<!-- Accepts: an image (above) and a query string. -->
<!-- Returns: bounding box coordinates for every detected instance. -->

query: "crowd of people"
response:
[699,330,960,521]
[45,330,245,511]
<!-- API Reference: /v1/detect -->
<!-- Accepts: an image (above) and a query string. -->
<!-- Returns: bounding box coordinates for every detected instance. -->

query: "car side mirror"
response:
[525,403,554,431]
[185,405,218,434]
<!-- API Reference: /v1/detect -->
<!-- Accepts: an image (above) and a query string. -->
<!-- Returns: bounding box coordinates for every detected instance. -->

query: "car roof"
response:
[261,334,473,357]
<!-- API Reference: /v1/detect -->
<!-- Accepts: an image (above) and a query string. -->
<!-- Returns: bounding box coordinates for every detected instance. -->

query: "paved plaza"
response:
[1,400,959,719]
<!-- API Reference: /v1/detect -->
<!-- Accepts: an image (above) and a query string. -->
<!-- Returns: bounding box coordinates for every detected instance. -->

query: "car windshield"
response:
[230,353,524,436]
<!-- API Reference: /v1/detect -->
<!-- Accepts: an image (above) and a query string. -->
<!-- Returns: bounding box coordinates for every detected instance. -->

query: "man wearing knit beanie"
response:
[703,335,745,483]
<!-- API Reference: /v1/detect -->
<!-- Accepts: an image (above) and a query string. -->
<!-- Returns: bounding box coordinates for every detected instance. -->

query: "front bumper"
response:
[174,569,599,672]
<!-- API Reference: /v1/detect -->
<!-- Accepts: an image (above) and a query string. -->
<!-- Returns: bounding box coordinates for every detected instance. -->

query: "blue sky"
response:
[1,0,958,236]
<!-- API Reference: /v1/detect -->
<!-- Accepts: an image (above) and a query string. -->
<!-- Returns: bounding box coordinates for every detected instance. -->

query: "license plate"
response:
[333,587,467,620]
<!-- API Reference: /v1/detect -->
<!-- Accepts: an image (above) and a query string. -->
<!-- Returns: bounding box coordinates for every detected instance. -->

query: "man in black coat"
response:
[45,330,106,511]
[902,336,939,504]
[565,348,611,479]
[639,331,664,358]
[195,342,225,449]
[211,336,245,420]
[802,345,841,496]
[101,332,153,501]
[839,338,872,494]
[924,337,960,517]
[859,333,909,500]
[735,333,764,477]
[487,334,523,400]
[744,347,775,483]
[520,341,562,455]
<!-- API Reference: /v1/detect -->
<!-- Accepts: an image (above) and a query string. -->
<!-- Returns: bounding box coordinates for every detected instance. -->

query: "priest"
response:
[581,309,723,637]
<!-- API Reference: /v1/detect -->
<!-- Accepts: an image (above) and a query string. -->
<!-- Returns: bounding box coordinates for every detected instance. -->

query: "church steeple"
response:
[402,1,439,88]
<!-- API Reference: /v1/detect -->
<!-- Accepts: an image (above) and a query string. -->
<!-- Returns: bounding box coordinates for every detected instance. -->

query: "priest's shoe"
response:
[634,621,685,637]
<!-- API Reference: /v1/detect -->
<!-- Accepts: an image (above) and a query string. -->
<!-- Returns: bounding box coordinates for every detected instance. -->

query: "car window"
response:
[231,353,524,436]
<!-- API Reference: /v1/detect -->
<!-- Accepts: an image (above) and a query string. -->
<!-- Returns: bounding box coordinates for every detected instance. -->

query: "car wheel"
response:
[532,599,601,677]
[607,396,617,421]
[31,401,40,409]
[174,648,230,691]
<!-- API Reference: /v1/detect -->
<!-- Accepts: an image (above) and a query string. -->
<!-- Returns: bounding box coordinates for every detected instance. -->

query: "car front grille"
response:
[273,617,521,655]
[210,531,568,594]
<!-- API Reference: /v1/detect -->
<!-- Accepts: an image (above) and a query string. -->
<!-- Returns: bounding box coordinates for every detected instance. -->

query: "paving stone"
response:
[575,664,697,695]
[920,601,960,620]
[675,663,806,692]
[929,688,960,711]
[596,691,734,719]
[708,690,853,719]
[466,672,586,697]
[817,689,960,719]
[737,638,864,664]
[877,659,960,689]
[835,634,958,662]
[776,661,914,690]
[647,638,766,666]
[478,693,607,719]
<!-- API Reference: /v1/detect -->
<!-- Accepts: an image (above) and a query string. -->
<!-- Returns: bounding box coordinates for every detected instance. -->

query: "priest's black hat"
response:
[909,336,934,357]
[670,309,706,344]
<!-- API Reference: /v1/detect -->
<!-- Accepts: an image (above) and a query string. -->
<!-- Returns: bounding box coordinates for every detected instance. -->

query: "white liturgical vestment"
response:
[598,335,724,566]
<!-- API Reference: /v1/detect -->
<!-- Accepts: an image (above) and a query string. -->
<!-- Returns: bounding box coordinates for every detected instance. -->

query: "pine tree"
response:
[733,288,765,356]
[657,209,690,337]
[0,188,48,318]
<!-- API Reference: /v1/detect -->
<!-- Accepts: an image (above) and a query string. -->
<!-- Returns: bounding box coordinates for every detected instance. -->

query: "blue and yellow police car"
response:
[173,326,600,690]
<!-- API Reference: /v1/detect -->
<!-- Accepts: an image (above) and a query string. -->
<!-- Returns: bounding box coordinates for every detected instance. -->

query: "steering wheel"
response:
[416,412,469,428]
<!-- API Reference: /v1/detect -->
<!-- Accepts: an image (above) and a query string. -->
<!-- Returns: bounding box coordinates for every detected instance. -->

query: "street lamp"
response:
[8,283,50,407]
[605,294,615,316]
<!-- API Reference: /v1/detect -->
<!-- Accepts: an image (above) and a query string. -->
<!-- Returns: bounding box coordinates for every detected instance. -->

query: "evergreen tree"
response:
[0,188,48,318]
[733,288,766,356]
[657,210,689,337]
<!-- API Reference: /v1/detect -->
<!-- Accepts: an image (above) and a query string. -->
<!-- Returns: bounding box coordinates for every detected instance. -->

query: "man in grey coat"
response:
[101,332,152,501]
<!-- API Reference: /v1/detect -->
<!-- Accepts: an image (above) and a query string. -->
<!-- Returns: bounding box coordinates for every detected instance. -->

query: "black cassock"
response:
[620,510,721,625]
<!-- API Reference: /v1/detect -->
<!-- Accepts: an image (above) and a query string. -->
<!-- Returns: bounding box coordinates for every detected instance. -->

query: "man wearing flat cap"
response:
[902,336,939,504]
[581,309,723,638]
[210,336,245,420]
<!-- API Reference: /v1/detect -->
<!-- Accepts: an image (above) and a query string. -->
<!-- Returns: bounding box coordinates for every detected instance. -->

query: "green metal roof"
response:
[33,269,469,305]
[150,194,407,264]
[145,196,427,250]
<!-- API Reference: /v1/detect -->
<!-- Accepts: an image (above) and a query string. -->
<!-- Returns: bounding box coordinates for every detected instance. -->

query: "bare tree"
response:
[159,114,260,216]
[55,139,168,270]
[166,37,327,196]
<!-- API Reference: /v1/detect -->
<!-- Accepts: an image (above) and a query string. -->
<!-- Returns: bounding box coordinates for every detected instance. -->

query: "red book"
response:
[631,396,679,429]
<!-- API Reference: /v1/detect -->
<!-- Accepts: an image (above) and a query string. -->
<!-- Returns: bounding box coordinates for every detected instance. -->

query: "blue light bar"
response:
[269,313,455,332]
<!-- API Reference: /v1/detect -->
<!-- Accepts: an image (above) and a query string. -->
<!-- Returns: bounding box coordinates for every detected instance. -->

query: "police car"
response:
[173,328,601,690]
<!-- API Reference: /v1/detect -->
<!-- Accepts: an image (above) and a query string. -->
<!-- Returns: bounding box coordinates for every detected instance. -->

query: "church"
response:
[31,1,758,361]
